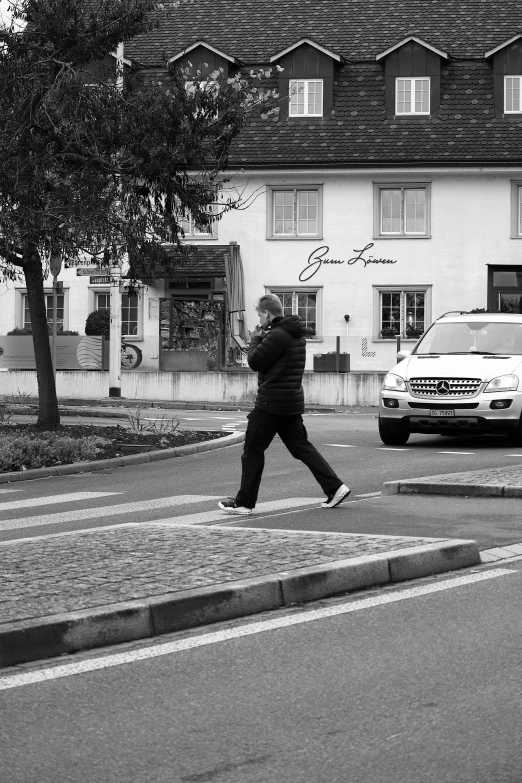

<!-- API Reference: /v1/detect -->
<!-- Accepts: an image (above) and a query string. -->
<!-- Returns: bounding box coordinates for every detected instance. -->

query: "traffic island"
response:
[0,523,480,669]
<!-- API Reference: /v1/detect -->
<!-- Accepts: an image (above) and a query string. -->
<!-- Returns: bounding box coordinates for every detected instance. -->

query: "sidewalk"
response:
[383,464,522,498]
[0,521,479,669]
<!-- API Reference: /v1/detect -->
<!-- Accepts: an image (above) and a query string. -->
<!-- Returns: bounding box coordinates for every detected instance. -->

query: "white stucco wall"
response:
[2,168,522,379]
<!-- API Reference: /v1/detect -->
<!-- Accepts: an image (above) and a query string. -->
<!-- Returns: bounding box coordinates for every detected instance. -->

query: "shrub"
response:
[0,432,110,471]
[7,327,79,336]
[85,309,110,336]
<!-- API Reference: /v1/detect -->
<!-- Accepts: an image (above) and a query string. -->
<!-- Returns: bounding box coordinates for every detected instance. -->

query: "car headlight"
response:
[382,373,407,392]
[484,374,519,393]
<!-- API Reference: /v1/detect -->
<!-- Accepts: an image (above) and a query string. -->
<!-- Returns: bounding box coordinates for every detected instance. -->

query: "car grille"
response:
[409,378,482,397]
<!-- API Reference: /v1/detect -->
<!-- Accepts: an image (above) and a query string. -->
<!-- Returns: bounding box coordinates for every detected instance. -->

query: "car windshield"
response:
[413,320,522,356]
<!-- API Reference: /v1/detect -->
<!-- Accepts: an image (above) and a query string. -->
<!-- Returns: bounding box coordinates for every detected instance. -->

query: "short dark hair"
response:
[256,294,283,316]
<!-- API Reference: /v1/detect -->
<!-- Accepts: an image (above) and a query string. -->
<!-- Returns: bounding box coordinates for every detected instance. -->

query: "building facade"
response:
[2,1,522,374]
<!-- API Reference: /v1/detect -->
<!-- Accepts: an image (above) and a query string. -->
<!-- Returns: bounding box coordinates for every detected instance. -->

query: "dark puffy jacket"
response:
[247,315,307,415]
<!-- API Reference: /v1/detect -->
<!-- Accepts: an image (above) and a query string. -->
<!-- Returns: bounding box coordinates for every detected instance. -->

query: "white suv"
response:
[379,311,522,445]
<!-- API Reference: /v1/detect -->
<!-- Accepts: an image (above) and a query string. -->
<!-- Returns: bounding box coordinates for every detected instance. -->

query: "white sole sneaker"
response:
[218,501,253,515]
[321,484,351,508]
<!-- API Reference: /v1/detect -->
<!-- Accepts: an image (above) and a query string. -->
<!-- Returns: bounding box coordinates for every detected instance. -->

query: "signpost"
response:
[109,269,122,397]
[49,250,62,381]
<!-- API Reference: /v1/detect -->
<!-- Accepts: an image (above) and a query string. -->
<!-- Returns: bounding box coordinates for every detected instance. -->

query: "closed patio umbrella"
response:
[224,243,248,349]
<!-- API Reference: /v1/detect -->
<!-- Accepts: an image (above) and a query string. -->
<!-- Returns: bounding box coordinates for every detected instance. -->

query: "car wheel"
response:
[378,416,410,445]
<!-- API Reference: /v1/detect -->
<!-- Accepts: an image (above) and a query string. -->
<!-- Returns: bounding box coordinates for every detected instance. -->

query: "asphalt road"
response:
[1,560,521,783]
[2,408,522,547]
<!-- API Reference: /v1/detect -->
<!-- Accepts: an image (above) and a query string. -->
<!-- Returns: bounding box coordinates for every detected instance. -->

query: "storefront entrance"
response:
[487,266,522,313]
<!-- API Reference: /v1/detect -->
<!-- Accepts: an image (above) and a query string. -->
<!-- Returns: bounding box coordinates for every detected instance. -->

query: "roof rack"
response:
[437,311,469,319]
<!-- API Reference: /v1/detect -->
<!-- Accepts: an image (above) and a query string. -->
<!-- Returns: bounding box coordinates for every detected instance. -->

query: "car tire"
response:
[508,418,522,446]
[378,417,410,445]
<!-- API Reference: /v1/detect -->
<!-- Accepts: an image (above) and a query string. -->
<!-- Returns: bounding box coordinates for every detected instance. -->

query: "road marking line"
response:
[376,448,410,451]
[0,495,223,532]
[354,492,382,498]
[151,498,321,527]
[323,444,356,448]
[0,568,515,691]
[437,451,475,455]
[0,489,23,494]
[0,491,121,513]
[504,454,522,457]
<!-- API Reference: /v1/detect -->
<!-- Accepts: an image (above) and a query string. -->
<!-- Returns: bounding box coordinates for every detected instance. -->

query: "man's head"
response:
[255,294,283,329]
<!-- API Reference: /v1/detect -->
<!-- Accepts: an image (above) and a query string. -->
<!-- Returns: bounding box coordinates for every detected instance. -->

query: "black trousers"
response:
[235,408,343,509]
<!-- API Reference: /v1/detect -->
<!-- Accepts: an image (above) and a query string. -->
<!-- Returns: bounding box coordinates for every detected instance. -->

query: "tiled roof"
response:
[125,0,522,65]
[162,244,231,277]
[229,61,522,167]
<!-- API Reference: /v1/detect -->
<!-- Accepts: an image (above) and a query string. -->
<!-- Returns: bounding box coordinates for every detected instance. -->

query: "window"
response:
[267,186,323,239]
[505,76,522,113]
[289,80,323,117]
[510,182,522,238]
[23,293,64,331]
[92,290,140,336]
[95,292,110,312]
[395,77,430,115]
[180,213,216,238]
[374,183,431,238]
[374,286,431,339]
[267,287,320,337]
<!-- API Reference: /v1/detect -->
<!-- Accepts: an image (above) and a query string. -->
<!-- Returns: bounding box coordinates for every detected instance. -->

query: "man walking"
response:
[218,294,350,515]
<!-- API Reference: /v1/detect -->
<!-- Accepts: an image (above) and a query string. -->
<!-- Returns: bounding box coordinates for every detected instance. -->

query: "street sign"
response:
[90,276,112,284]
[77,267,104,276]
[49,252,62,277]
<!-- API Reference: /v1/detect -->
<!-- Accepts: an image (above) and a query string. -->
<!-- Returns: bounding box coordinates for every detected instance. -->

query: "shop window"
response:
[374,183,431,238]
[267,287,321,338]
[267,186,323,239]
[374,286,431,340]
[289,79,323,117]
[395,77,430,115]
[22,292,65,331]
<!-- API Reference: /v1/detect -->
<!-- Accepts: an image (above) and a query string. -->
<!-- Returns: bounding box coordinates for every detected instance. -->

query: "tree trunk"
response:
[23,245,60,430]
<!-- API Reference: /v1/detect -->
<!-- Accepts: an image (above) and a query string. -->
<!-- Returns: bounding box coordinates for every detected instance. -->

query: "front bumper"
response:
[379,392,522,434]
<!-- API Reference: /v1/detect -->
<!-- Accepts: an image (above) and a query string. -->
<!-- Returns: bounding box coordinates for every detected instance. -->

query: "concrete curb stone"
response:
[383,479,522,498]
[0,538,480,669]
[0,430,245,484]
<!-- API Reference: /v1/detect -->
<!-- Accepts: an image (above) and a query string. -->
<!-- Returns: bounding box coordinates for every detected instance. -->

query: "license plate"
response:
[430,409,455,417]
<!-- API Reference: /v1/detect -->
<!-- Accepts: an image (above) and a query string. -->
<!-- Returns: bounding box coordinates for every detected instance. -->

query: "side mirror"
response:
[396,349,411,363]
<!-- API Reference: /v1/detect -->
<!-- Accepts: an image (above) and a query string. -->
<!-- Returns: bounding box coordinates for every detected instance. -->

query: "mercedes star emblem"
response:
[436,380,450,395]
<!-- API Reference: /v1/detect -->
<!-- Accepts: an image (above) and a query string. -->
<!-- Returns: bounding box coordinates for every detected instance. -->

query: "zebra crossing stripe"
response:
[150,498,321,527]
[0,491,121,512]
[0,494,223,532]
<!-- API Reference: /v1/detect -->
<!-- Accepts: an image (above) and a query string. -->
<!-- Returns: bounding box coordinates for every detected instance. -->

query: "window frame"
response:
[395,76,431,116]
[504,75,522,114]
[373,182,431,239]
[288,79,324,117]
[89,287,144,339]
[180,212,217,239]
[373,285,432,341]
[266,185,323,240]
[265,285,322,340]
[17,288,69,332]
[510,181,522,238]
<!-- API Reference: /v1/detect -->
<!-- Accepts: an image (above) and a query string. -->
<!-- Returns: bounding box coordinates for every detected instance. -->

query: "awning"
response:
[224,243,248,348]
[129,244,234,280]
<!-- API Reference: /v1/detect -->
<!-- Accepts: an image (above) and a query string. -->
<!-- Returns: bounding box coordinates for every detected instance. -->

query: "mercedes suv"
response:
[378,311,522,445]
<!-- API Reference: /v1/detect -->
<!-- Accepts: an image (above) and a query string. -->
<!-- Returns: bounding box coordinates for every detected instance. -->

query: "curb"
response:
[383,479,522,498]
[0,538,480,668]
[13,403,337,417]
[0,430,246,485]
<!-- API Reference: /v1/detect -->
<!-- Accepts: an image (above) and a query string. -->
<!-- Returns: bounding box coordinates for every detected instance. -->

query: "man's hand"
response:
[250,324,265,339]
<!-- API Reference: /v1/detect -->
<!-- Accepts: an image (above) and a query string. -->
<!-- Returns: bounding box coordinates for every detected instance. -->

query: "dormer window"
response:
[396,77,430,115]
[289,79,323,117]
[270,38,342,122]
[377,37,448,120]
[505,75,522,113]
[485,36,522,118]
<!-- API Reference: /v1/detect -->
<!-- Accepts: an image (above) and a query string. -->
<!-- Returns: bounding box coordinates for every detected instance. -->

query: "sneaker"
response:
[321,484,351,508]
[218,498,254,515]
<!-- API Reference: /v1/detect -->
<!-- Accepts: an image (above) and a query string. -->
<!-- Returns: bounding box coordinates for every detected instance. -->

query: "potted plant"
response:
[313,351,350,373]
[380,327,399,339]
